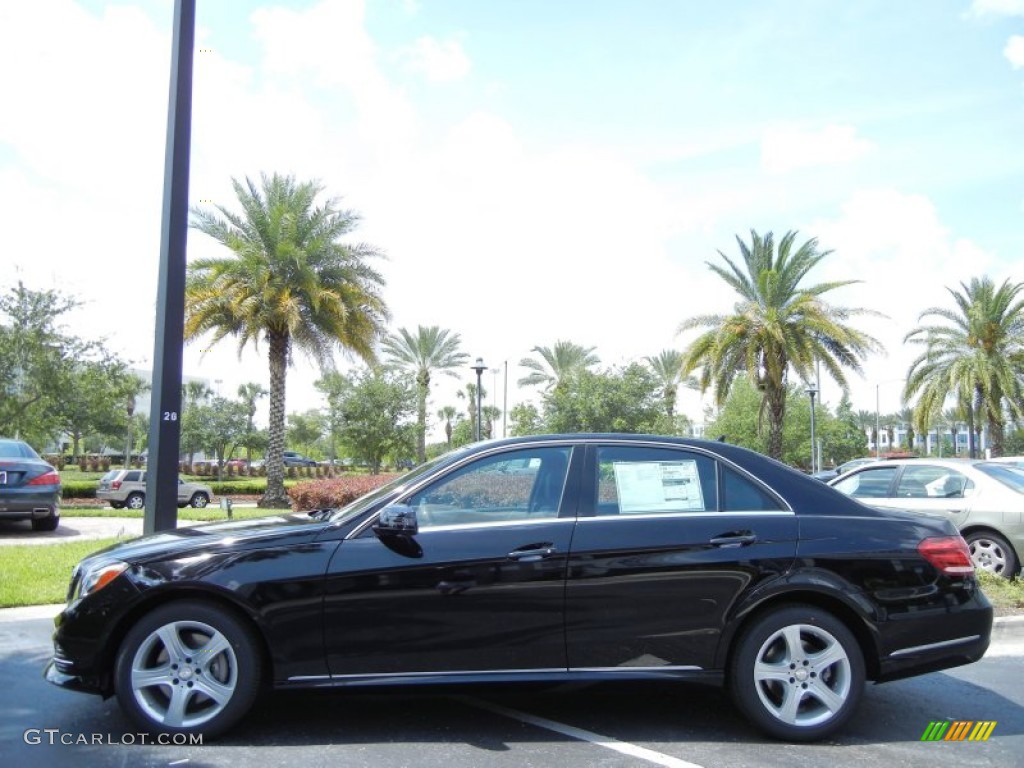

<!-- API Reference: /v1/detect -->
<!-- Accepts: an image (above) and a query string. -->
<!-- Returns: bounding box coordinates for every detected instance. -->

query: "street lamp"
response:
[806,385,818,473]
[471,358,486,441]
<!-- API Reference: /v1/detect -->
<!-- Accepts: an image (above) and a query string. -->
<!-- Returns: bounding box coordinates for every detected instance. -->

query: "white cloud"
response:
[808,188,997,413]
[760,124,875,174]
[970,0,1024,17]
[1005,35,1024,68]
[401,36,472,83]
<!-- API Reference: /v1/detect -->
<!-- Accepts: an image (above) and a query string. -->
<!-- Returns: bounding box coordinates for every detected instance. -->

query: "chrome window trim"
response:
[889,635,982,657]
[286,665,704,683]
[577,510,795,522]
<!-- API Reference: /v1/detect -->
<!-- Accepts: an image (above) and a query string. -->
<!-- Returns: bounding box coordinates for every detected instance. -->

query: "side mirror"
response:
[374,503,418,536]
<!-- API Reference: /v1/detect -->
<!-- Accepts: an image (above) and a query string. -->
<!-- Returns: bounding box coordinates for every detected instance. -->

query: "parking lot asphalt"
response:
[1,605,1022,768]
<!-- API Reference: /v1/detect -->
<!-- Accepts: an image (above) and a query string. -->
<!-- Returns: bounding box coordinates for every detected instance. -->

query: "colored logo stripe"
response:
[920,720,996,741]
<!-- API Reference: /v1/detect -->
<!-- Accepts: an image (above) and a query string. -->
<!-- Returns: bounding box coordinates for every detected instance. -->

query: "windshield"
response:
[328,444,477,524]
[976,463,1024,495]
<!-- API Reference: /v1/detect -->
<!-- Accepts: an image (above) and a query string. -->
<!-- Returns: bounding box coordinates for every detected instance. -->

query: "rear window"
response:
[976,463,1024,494]
[0,440,38,459]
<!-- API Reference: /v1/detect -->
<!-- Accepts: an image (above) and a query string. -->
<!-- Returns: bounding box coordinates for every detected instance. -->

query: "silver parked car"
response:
[829,458,1024,578]
[97,470,213,510]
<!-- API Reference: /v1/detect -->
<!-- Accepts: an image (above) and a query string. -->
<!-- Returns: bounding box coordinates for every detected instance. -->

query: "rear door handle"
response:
[709,533,758,548]
[508,543,558,562]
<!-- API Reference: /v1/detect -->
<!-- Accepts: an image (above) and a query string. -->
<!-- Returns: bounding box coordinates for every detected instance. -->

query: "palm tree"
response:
[382,326,468,463]
[237,382,267,469]
[644,349,698,419]
[120,374,150,469]
[904,277,1024,457]
[679,230,883,459]
[186,174,388,507]
[437,406,457,447]
[518,340,599,391]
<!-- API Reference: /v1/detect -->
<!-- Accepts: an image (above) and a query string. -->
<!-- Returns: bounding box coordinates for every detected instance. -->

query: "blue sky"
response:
[2,0,1022,432]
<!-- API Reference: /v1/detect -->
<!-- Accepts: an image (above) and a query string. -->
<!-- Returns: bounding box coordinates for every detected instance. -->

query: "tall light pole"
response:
[471,358,486,441]
[806,385,818,473]
[503,360,508,438]
[875,384,881,459]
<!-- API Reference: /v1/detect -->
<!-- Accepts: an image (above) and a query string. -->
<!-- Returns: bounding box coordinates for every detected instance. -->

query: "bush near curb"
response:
[61,480,97,499]
[288,474,398,511]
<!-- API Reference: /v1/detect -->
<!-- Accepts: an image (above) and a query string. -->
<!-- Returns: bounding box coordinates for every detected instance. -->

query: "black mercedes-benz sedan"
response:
[45,435,992,741]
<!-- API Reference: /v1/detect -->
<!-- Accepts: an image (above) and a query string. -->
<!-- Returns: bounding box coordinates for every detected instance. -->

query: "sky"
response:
[1,0,1023,439]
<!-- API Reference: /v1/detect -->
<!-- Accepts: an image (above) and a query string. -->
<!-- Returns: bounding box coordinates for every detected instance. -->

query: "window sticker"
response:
[612,461,704,513]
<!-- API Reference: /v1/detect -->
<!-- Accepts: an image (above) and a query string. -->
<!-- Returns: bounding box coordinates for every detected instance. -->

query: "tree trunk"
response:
[416,371,428,464]
[260,332,291,508]
[765,385,786,460]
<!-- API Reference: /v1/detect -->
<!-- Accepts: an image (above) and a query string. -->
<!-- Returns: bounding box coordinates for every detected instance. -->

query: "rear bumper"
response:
[0,493,60,521]
[875,593,993,682]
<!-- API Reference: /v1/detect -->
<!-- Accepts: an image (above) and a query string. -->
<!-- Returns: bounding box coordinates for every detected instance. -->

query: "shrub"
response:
[62,480,97,499]
[287,474,397,511]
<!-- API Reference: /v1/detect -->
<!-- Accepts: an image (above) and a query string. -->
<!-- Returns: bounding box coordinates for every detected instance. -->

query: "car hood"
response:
[82,512,332,566]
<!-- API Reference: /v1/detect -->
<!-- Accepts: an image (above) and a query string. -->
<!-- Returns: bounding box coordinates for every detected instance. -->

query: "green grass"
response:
[977,571,1024,615]
[0,538,124,608]
[59,507,290,522]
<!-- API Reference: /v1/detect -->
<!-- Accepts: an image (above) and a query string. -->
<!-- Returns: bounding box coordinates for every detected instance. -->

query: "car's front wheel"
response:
[113,600,262,738]
[966,530,1018,579]
[190,492,209,509]
[729,604,864,741]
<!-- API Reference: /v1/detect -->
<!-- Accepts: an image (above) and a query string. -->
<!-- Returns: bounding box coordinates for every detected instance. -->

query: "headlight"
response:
[77,562,129,599]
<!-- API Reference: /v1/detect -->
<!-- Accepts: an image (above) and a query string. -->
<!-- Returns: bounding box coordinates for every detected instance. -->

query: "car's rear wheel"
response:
[113,600,262,738]
[190,492,209,509]
[111,502,125,510]
[31,513,59,532]
[126,493,145,510]
[729,605,864,741]
[966,530,1019,579]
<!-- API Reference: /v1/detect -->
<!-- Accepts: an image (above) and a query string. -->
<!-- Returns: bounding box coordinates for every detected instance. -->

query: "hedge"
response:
[287,474,398,511]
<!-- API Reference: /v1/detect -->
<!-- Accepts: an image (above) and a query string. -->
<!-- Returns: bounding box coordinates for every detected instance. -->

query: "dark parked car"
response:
[282,451,317,467]
[46,435,991,742]
[0,438,61,531]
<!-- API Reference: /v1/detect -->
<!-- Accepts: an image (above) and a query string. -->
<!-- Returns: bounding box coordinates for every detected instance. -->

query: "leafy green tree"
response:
[904,277,1024,457]
[482,405,502,439]
[287,409,324,456]
[707,378,849,467]
[508,403,543,436]
[382,325,468,464]
[180,384,213,467]
[679,230,882,459]
[203,397,250,479]
[518,340,599,392]
[186,173,388,506]
[58,360,141,460]
[544,364,663,434]
[456,382,486,440]
[315,371,349,463]
[0,282,88,446]
[337,368,416,474]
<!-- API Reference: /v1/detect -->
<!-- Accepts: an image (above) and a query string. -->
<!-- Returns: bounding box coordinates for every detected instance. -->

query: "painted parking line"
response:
[462,696,705,768]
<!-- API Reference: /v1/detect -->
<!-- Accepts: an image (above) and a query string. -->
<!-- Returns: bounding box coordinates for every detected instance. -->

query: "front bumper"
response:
[44,660,109,697]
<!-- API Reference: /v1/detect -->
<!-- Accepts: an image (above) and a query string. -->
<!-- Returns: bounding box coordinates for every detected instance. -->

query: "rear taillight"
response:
[111,480,122,490]
[27,470,60,487]
[918,536,974,575]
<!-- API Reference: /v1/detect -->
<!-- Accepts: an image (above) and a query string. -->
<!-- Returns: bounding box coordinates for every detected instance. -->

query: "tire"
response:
[966,530,1019,579]
[190,492,209,509]
[126,493,145,510]
[729,605,864,741]
[111,502,125,510]
[32,513,59,532]
[113,600,262,738]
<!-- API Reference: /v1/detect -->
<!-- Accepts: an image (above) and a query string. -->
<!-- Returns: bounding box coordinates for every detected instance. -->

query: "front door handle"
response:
[709,533,757,548]
[508,543,558,562]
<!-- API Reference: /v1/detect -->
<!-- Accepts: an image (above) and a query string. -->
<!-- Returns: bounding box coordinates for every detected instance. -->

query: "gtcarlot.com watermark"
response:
[24,729,203,746]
